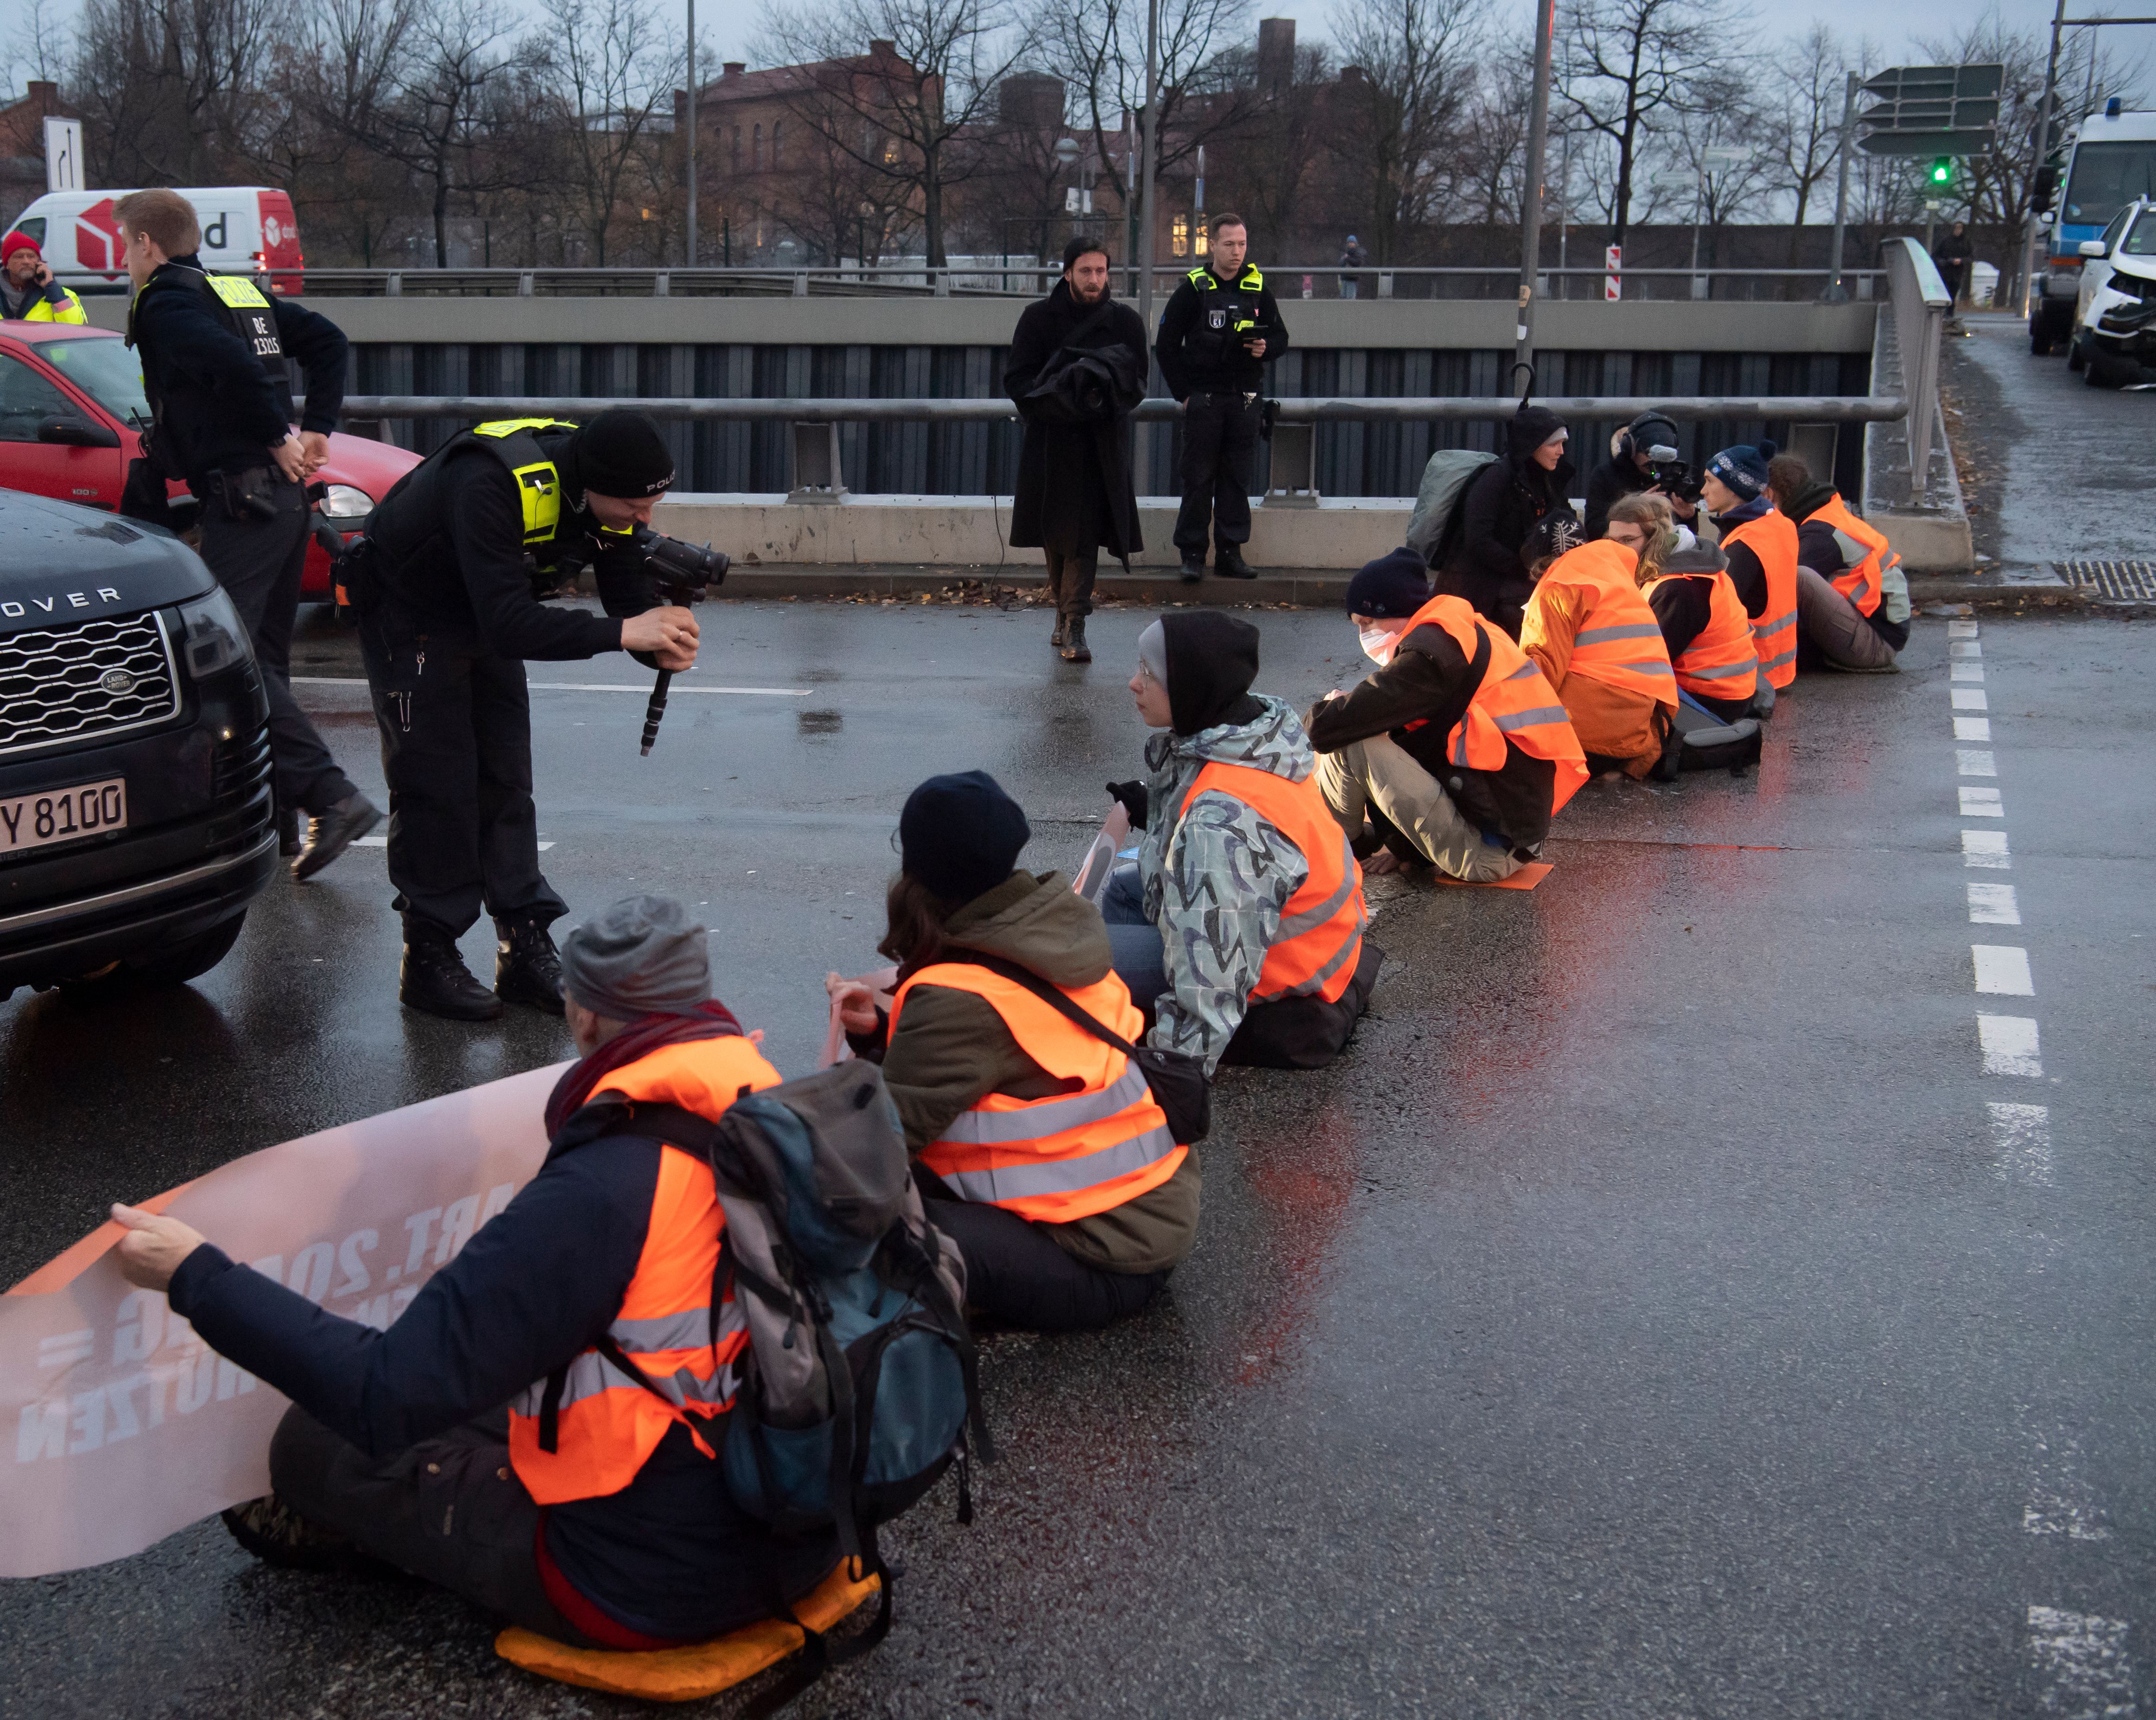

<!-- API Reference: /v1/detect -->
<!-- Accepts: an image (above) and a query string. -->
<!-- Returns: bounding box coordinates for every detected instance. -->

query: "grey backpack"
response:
[1406,448,1499,565]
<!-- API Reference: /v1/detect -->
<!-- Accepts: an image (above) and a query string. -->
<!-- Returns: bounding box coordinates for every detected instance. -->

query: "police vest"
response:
[890,965,1181,1225]
[1723,510,1800,688]
[1807,493,1894,619]
[1181,266,1266,367]
[129,266,293,425]
[506,1034,782,1505]
[1533,540,1677,707]
[1399,594,1591,817]
[1644,568,1760,702]
[1176,761,1366,1006]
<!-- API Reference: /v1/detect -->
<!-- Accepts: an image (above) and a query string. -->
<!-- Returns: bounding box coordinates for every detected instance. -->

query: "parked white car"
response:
[2070,196,2156,386]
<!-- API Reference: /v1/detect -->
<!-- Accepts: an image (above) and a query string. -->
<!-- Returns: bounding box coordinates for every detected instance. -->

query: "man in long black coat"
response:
[1004,237,1147,664]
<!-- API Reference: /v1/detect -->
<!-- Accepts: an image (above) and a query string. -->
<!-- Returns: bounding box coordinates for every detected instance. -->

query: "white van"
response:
[4,187,305,295]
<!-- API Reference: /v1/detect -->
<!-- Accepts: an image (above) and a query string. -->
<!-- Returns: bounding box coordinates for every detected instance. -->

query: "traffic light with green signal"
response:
[1928,156,1954,189]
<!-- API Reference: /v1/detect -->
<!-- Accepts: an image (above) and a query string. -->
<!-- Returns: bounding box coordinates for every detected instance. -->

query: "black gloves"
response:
[1105,779,1148,830]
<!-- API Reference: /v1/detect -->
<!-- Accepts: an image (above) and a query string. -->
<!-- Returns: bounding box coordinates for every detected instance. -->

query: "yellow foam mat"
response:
[495,1562,881,1702]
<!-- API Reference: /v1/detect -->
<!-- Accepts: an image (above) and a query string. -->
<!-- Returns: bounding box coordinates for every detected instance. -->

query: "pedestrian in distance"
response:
[1436,402,1576,640]
[106,895,842,1648]
[1154,213,1290,584]
[1003,236,1148,665]
[1338,234,1367,299]
[1764,452,1909,674]
[1100,611,1380,1072]
[1308,548,1587,884]
[355,410,701,1020]
[0,230,88,322]
[1581,410,1699,543]
[1699,442,1799,695]
[1932,219,1975,326]
[114,188,380,879]
[835,771,1197,1333]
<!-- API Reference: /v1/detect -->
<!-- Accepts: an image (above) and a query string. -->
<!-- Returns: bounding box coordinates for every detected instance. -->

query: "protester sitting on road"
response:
[1098,613,1378,1072]
[837,771,1196,1333]
[1766,453,1910,673]
[1308,548,1588,884]
[1435,405,1576,639]
[106,896,839,1650]
[1702,443,1800,694]
[1641,538,1763,722]
[1521,507,1678,780]
[1581,410,1698,543]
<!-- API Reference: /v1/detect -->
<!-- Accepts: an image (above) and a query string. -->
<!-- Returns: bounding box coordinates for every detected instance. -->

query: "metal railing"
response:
[1881,238,1952,508]
[342,392,1906,505]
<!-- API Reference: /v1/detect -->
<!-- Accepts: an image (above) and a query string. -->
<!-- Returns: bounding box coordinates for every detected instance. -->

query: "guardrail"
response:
[342,392,1905,505]
[1881,238,1952,509]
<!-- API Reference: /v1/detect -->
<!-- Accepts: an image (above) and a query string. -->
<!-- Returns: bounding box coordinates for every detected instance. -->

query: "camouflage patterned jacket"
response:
[1136,695,1318,1073]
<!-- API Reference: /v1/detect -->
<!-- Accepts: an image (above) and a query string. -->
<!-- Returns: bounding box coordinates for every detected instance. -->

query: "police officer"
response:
[116,188,378,877]
[0,231,88,322]
[354,411,699,1021]
[1153,213,1289,584]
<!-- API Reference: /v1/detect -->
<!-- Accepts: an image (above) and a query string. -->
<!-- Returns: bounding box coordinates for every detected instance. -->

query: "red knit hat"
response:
[1,231,41,264]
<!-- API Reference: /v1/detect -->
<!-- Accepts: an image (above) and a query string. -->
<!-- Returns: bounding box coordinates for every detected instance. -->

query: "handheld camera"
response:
[632,527,731,756]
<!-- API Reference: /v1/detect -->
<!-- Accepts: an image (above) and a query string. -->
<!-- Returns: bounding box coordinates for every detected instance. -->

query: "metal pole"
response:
[1515,0,1555,373]
[685,0,697,268]
[1825,71,1859,303]
[1690,171,1704,295]
[1136,0,1161,492]
[2016,0,2068,317]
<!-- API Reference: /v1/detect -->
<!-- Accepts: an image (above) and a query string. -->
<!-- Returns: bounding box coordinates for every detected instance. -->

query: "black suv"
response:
[0,490,276,1000]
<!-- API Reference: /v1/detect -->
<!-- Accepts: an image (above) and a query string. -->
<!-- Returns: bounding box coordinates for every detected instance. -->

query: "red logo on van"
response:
[75,198,125,275]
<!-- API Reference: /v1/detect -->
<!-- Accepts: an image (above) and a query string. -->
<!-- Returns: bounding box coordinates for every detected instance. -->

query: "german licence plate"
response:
[0,778,127,857]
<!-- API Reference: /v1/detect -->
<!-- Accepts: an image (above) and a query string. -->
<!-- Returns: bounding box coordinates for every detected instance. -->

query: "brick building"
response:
[0,82,84,233]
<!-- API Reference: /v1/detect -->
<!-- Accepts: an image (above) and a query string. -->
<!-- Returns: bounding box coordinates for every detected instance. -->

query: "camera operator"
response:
[353,411,699,1021]
[1582,411,1700,544]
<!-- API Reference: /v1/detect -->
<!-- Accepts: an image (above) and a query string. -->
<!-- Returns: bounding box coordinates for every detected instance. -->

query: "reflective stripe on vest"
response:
[1645,569,1759,701]
[20,290,88,325]
[1400,593,1590,816]
[1538,539,1677,706]
[505,1035,779,1506]
[893,964,1183,1224]
[1808,493,1892,619]
[1178,759,1367,1005]
[474,419,577,545]
[1723,510,1800,689]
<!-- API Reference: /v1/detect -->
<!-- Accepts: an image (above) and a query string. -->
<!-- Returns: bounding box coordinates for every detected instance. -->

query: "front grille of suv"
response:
[0,612,180,757]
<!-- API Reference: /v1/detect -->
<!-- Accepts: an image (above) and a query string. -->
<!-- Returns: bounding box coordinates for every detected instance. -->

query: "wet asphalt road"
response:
[3,595,2154,1720]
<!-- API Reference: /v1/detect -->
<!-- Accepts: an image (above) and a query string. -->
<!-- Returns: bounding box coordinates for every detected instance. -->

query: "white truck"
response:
[4,186,304,296]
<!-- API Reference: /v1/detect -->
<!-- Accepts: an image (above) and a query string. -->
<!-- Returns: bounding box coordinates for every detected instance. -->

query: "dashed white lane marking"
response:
[2023,1419,2112,1539]
[1969,882,2022,924]
[1959,748,1999,776]
[1964,829,2012,868]
[1991,1104,2055,1188]
[351,836,556,851]
[1956,715,1993,741]
[1951,639,1983,658]
[1953,688,1990,710]
[2025,1606,2139,1718]
[1979,1014,2045,1077]
[1962,786,2006,816]
[1952,662,1986,682]
[1974,945,2036,996]
[291,676,812,698]
[1948,618,1981,638]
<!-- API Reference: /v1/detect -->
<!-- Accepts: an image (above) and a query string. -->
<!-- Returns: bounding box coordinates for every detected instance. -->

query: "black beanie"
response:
[1345,546,1431,619]
[900,771,1031,905]
[1160,611,1264,736]
[570,410,675,498]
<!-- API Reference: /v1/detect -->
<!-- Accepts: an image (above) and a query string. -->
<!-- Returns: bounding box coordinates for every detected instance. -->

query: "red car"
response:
[0,322,417,600]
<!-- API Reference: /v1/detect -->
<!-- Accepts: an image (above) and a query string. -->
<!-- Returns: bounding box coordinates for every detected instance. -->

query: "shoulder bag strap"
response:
[941,950,1146,1062]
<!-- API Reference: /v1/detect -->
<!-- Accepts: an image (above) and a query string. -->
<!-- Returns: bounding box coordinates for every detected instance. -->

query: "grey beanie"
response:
[558,895,711,1021]
[1136,619,1168,687]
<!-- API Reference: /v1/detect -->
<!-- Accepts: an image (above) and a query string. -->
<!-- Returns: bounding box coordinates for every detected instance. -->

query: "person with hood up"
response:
[1309,548,1588,884]
[1004,237,1148,664]
[1521,502,1678,779]
[837,771,1197,1333]
[1581,410,1698,543]
[1098,613,1380,1073]
[1765,451,1910,673]
[1437,405,1576,638]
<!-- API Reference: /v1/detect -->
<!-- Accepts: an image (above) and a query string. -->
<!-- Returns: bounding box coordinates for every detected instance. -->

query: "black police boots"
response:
[1179,556,1206,584]
[1059,617,1092,664]
[292,791,382,881]
[495,916,566,1014]
[1215,545,1257,580]
[399,918,503,1021]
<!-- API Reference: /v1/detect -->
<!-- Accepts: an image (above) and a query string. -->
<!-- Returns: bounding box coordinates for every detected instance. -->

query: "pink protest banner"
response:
[0,1063,567,1579]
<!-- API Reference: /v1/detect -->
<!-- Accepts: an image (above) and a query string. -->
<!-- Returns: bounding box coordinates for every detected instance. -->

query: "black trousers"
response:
[197,471,356,818]
[924,1198,1167,1333]
[269,1404,601,1644]
[359,612,566,938]
[1173,389,1262,556]
[1044,548,1098,620]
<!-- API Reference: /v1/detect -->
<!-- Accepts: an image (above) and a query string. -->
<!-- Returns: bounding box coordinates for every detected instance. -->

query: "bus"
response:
[2030,100,2156,354]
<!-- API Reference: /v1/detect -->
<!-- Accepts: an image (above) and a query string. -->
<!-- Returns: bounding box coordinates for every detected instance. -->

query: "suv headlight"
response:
[177,586,254,680]
[317,483,373,519]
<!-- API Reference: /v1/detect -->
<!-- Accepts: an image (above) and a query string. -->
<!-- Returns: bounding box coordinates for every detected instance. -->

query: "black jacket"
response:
[1436,406,1576,635]
[1783,479,1909,651]
[1306,617,1556,852]
[1154,266,1290,398]
[1583,451,1653,543]
[1004,283,1147,559]
[128,254,347,492]
[167,1124,837,1641]
[365,428,658,659]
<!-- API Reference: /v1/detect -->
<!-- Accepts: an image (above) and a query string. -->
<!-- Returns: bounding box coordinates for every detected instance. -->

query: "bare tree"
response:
[1754,24,1847,271]
[1227,40,1334,259]
[539,0,682,264]
[6,0,71,87]
[72,0,286,184]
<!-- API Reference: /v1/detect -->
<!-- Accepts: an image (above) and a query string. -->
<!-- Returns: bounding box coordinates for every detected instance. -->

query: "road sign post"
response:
[43,119,82,195]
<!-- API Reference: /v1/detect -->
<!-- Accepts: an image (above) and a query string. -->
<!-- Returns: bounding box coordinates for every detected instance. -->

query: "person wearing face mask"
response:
[1697,441,1798,696]
[1436,405,1577,639]
[1098,613,1379,1072]
[1308,548,1587,883]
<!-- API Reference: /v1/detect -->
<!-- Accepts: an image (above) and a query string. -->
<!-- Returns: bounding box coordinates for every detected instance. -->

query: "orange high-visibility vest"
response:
[1723,510,1799,689]
[1178,760,1366,1005]
[1400,593,1590,816]
[507,1035,782,1505]
[892,964,1181,1224]
[1645,569,1760,703]
[1534,540,1676,708]
[1806,493,1894,619]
